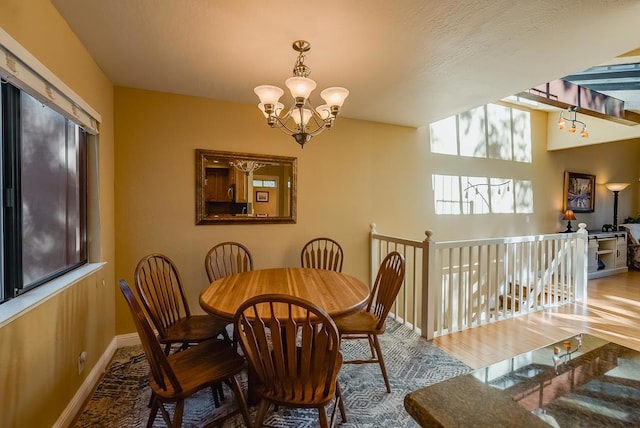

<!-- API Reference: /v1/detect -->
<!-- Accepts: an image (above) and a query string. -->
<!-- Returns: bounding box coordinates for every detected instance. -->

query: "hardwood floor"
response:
[432,269,640,369]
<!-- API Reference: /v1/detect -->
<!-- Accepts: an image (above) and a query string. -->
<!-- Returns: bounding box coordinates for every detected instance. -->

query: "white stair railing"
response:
[370,223,588,339]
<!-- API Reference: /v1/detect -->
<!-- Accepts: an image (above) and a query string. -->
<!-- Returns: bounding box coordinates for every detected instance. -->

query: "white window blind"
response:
[0,27,100,135]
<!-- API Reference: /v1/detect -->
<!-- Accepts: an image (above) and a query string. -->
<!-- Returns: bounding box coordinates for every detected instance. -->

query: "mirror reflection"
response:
[196,149,297,224]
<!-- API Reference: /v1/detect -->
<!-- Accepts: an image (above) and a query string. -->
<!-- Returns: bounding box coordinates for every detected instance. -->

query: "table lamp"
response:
[562,210,576,233]
[605,182,630,231]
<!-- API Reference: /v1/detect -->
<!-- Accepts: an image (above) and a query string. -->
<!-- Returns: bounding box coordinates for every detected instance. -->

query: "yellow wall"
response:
[114,88,640,335]
[0,1,639,424]
[113,88,410,331]
[0,0,115,426]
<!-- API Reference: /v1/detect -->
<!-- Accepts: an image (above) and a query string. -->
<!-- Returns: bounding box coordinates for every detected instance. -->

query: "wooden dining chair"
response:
[119,280,252,427]
[300,237,344,272]
[333,251,405,393]
[204,241,254,282]
[135,253,231,353]
[234,293,346,428]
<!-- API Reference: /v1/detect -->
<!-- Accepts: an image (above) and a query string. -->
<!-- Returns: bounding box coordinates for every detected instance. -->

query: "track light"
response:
[558,106,588,138]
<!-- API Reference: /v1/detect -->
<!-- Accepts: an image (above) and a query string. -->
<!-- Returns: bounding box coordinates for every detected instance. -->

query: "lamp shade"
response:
[562,210,576,221]
[320,87,350,107]
[254,85,284,105]
[291,108,312,126]
[285,76,316,99]
[605,182,630,192]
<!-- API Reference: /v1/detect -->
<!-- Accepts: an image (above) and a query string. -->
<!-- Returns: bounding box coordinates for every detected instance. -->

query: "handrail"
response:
[370,223,588,339]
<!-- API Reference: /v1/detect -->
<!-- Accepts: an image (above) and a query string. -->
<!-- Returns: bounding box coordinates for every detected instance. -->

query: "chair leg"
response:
[172,400,184,428]
[372,334,391,393]
[367,335,376,359]
[146,397,160,428]
[318,406,330,428]
[147,392,155,408]
[163,343,172,355]
[329,380,346,427]
[211,385,221,407]
[228,375,253,427]
[254,400,270,427]
[336,381,347,422]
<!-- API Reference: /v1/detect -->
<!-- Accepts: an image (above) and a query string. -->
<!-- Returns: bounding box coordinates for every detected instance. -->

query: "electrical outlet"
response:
[77,351,87,375]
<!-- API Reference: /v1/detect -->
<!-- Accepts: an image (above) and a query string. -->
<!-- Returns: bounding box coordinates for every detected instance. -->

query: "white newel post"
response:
[370,223,379,286]
[422,230,436,339]
[575,223,588,303]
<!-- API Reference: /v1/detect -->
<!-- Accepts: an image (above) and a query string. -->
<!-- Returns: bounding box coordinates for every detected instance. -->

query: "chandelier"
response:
[558,106,588,138]
[254,40,349,148]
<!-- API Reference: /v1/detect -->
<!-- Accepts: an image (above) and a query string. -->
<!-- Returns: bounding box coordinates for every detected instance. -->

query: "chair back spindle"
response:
[368,251,406,330]
[234,293,345,426]
[135,253,191,339]
[301,237,344,272]
[135,253,230,352]
[205,241,254,282]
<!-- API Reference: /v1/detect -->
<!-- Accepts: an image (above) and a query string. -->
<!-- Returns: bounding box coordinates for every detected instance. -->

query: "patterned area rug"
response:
[73,319,470,427]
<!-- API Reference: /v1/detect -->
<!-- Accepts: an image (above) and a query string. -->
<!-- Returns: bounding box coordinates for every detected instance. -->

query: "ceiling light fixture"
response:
[254,40,349,148]
[558,106,588,138]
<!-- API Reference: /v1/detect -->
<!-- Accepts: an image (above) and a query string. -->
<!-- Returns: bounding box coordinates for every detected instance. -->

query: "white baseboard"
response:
[53,333,141,427]
[117,332,142,348]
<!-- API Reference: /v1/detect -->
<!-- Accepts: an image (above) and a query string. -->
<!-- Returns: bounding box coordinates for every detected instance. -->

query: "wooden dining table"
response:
[200,267,370,405]
[199,267,370,321]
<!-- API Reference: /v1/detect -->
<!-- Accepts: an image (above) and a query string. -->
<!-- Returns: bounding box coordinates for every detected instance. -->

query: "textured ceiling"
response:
[51,0,640,128]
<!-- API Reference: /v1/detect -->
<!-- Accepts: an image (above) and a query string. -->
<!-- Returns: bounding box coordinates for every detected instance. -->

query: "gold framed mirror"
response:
[196,149,297,224]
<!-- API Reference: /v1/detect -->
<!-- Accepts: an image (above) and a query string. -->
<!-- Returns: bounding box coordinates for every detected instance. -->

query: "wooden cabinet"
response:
[616,233,627,268]
[204,167,231,202]
[587,231,628,279]
[229,168,247,203]
[204,167,248,203]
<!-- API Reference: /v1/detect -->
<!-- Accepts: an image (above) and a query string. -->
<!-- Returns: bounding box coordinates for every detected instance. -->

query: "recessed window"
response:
[429,102,534,216]
[433,174,533,215]
[1,83,87,302]
[253,179,277,188]
[430,103,532,163]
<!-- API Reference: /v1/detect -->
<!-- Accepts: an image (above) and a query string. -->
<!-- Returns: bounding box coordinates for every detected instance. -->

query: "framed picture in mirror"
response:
[256,191,269,202]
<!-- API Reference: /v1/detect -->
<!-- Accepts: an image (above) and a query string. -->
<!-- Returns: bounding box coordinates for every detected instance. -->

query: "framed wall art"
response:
[563,171,595,213]
[256,191,269,202]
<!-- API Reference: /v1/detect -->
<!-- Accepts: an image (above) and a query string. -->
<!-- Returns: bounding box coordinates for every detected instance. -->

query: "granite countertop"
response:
[404,334,640,427]
[404,375,548,427]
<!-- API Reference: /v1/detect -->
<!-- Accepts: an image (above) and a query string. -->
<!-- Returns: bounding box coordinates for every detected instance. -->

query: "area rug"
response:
[73,319,470,427]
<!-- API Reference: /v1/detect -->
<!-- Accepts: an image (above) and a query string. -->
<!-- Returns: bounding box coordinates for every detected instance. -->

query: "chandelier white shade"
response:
[254,86,284,106]
[254,40,349,148]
